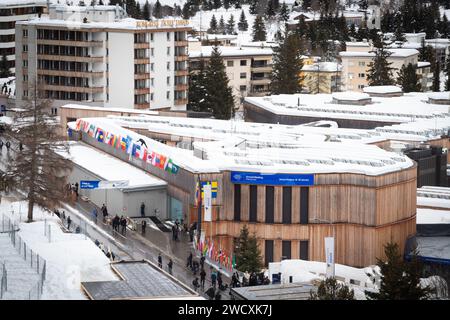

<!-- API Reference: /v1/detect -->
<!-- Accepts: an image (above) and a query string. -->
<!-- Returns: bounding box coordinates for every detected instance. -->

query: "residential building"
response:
[301,61,342,94]
[15,4,190,112]
[0,0,47,74]
[339,41,431,92]
[189,45,273,109]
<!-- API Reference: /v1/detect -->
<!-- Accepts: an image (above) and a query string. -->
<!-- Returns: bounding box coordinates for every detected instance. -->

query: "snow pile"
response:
[0,197,119,300]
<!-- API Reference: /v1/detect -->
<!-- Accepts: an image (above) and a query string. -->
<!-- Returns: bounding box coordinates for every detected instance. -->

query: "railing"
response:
[0,262,6,299]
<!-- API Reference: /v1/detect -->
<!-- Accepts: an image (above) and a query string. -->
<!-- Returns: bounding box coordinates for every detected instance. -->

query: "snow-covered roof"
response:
[61,104,159,115]
[428,92,450,100]
[363,85,402,94]
[189,45,273,58]
[68,113,413,176]
[417,61,431,68]
[417,208,450,224]
[302,62,342,72]
[57,141,167,189]
[332,92,370,101]
[417,186,450,210]
[340,48,419,58]
[346,41,370,47]
[0,0,47,7]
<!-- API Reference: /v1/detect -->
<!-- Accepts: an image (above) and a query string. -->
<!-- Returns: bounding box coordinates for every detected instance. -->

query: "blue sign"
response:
[231,172,314,186]
[80,180,100,189]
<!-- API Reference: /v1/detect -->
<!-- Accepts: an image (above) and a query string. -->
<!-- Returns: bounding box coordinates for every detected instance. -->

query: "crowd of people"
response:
[94,239,116,261]
[1,82,14,97]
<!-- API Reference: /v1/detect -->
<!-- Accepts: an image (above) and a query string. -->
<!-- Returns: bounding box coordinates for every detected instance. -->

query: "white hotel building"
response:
[0,0,47,74]
[15,4,190,111]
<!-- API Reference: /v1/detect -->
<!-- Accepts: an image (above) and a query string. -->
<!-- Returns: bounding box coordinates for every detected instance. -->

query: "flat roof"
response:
[61,104,159,116]
[189,45,273,58]
[415,237,450,262]
[231,282,317,300]
[340,48,419,58]
[57,141,167,189]
[82,260,200,300]
[0,0,47,8]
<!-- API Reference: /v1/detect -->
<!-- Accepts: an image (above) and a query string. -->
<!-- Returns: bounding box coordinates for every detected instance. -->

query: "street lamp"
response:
[311,218,336,278]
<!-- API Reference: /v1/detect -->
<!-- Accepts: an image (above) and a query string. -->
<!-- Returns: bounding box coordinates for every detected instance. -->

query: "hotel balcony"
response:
[37,69,105,78]
[175,84,188,91]
[174,98,188,105]
[37,54,104,63]
[174,54,188,62]
[134,102,149,109]
[174,40,188,47]
[175,69,188,76]
[134,73,150,80]
[134,88,150,95]
[134,43,150,49]
[42,84,103,94]
[37,39,103,47]
[250,64,273,73]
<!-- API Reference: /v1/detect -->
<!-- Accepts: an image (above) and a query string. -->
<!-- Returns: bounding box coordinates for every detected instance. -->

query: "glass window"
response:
[234,184,241,221]
[240,60,247,66]
[240,72,247,79]
[227,60,234,67]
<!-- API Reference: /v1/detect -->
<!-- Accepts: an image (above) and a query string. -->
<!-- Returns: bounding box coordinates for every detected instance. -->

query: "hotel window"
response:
[265,186,274,223]
[234,184,241,221]
[23,75,28,82]
[151,78,154,87]
[265,240,274,266]
[167,62,170,70]
[240,60,247,66]
[358,73,365,78]
[227,60,234,67]
[240,72,247,79]
[150,93,154,101]
[151,48,154,57]
[300,240,309,260]
[23,45,28,52]
[348,73,353,79]
[358,61,365,66]
[300,187,309,224]
[167,76,170,85]
[150,63,154,72]
[166,91,170,99]
[167,47,171,55]
[249,185,257,222]
[282,187,292,224]
[23,60,28,67]
[240,85,247,91]
[23,29,28,37]
[358,84,365,89]
[23,90,28,98]
[150,33,154,41]
[167,32,171,41]
[282,241,291,260]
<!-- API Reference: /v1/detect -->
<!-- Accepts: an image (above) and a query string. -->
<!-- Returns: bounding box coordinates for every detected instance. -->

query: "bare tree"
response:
[4,81,72,222]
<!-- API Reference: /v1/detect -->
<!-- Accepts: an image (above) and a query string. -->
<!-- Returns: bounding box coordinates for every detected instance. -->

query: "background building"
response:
[0,0,47,74]
[14,4,190,112]
[301,61,342,94]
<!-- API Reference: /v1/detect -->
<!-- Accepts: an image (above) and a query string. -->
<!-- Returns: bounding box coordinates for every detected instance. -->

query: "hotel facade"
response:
[14,4,191,111]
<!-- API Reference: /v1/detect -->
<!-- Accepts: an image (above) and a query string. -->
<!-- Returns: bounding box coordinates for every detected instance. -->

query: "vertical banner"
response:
[324,237,335,278]
[203,184,212,222]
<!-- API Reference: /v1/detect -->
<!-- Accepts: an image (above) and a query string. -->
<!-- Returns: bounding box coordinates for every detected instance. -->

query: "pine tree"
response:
[0,54,11,78]
[208,14,218,34]
[279,2,289,22]
[142,0,150,20]
[153,0,163,19]
[295,15,307,38]
[252,15,267,41]
[418,40,435,70]
[432,62,440,92]
[249,0,257,14]
[204,46,235,119]
[135,2,142,19]
[223,0,230,10]
[271,31,304,94]
[188,60,209,112]
[213,0,221,10]
[309,278,355,300]
[397,63,421,93]
[445,52,450,91]
[5,81,73,222]
[182,3,191,19]
[238,10,248,32]
[302,0,312,11]
[266,0,276,19]
[366,41,396,86]
[234,225,263,273]
[218,15,226,34]
[226,14,235,35]
[366,242,433,300]
[393,24,406,46]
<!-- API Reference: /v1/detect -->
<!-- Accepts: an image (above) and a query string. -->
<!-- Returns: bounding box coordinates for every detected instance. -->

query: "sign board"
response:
[203,184,212,222]
[231,172,314,186]
[324,237,335,278]
[80,180,129,189]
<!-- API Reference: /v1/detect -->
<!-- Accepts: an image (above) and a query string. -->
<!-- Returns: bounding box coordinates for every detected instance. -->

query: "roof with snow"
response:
[189,45,273,58]
[363,86,403,95]
[339,48,419,58]
[0,0,47,7]
[302,62,342,72]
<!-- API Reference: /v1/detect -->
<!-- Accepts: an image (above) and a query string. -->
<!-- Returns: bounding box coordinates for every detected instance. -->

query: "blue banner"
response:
[231,172,314,186]
[80,180,100,189]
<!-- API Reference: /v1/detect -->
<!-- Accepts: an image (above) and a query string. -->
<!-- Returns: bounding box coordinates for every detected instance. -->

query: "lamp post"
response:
[311,218,336,278]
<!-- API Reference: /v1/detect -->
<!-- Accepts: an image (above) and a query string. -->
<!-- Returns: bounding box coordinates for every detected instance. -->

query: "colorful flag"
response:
[158,155,167,169]
[120,136,128,151]
[171,163,179,174]
[75,119,81,131]
[140,147,147,161]
[95,128,104,142]
[126,136,134,154]
[132,143,141,158]
[146,151,153,164]
[88,124,96,137]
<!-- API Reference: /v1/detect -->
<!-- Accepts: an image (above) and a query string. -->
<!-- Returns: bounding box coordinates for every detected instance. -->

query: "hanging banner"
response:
[203,184,212,222]
[231,171,314,186]
[325,237,335,278]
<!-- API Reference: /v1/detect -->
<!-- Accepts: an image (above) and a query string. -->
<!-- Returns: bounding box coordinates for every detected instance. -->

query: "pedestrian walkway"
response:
[65,197,232,300]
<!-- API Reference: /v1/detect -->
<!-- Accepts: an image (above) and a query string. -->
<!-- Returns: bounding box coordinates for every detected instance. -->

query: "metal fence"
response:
[0,218,47,300]
[0,214,19,233]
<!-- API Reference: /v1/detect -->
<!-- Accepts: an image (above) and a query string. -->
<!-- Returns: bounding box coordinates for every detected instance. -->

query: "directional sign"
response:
[80,180,129,189]
[231,172,314,186]
[80,180,100,189]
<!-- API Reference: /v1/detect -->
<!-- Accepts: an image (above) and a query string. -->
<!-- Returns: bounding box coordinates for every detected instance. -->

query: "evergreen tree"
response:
[432,62,440,92]
[188,60,209,112]
[393,25,406,46]
[366,41,396,86]
[234,1,241,9]
[223,0,230,10]
[0,54,11,78]
[204,46,235,119]
[174,4,182,17]
[440,14,449,38]
[302,0,312,11]
[208,14,218,34]
[366,242,433,300]
[153,0,163,19]
[418,40,435,70]
[445,52,450,91]
[249,0,258,14]
[226,14,235,35]
[218,15,226,34]
[266,0,276,19]
[238,10,248,32]
[234,225,263,273]
[182,3,191,19]
[279,2,289,22]
[309,278,355,300]
[271,31,304,94]
[397,63,421,92]
[135,2,142,19]
[295,15,307,38]
[99,0,104,5]
[143,0,150,20]
[252,15,267,41]
[213,0,221,10]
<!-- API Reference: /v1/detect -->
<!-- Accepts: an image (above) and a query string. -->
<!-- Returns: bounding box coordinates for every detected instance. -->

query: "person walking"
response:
[172,224,177,241]
[186,252,193,269]
[217,271,223,290]
[200,268,206,291]
[101,204,108,222]
[120,216,127,235]
[140,202,145,217]
[19,142,23,151]
[141,220,147,234]
[167,259,173,275]
[67,216,72,230]
[5,141,10,150]
[92,208,98,224]
[200,255,205,270]
[157,253,162,268]
[192,277,200,292]
[210,269,217,288]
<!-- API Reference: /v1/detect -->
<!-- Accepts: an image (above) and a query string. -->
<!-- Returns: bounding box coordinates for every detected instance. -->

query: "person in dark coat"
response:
[157,253,162,268]
[215,290,222,300]
[172,224,177,241]
[192,278,200,291]
[141,220,147,234]
[217,271,223,289]
[205,287,215,300]
[200,268,206,290]
[140,202,145,217]
[0,140,3,149]
[67,216,72,230]
[5,141,10,150]
[101,204,108,221]
[200,255,205,270]
[167,259,173,275]
[186,252,193,269]
[120,216,127,235]
[210,270,217,288]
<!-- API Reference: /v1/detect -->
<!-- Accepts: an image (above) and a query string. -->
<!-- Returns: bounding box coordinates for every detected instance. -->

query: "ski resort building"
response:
[14,4,191,111]
[67,112,420,268]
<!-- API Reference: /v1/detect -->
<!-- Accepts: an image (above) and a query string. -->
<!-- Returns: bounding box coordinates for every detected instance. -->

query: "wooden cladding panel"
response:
[376,180,416,225]
[291,187,301,224]
[274,187,283,223]
[240,184,250,222]
[257,185,266,223]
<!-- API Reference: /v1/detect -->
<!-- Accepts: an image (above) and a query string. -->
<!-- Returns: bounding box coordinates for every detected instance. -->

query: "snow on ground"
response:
[0,197,119,300]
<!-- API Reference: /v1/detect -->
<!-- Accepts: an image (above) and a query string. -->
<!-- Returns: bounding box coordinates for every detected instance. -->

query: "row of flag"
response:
[193,236,236,272]
[75,119,180,174]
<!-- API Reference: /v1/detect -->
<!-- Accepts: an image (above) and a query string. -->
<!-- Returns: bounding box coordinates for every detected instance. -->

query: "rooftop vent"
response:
[331,92,372,106]
[363,85,403,97]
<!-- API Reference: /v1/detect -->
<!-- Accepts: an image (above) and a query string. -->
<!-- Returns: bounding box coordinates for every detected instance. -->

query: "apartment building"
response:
[0,0,47,74]
[301,61,342,94]
[15,4,190,111]
[339,41,431,92]
[189,45,273,108]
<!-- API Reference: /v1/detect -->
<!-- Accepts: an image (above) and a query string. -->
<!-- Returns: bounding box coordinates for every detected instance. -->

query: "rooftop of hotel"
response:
[189,45,273,58]
[0,0,47,7]
[67,112,415,176]
[339,48,420,58]
[244,91,450,130]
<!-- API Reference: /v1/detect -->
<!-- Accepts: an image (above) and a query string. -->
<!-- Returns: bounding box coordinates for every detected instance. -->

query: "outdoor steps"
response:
[0,233,40,300]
